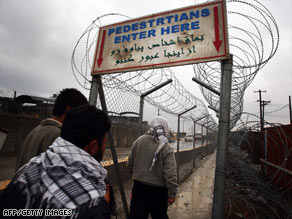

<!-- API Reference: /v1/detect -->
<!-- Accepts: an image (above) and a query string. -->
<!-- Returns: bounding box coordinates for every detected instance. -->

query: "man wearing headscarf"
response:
[127,116,178,219]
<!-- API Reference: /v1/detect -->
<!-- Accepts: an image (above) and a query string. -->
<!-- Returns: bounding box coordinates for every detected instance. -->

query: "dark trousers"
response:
[128,180,169,219]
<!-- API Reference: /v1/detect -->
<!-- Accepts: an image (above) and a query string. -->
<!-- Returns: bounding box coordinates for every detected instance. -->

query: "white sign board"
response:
[92,0,229,75]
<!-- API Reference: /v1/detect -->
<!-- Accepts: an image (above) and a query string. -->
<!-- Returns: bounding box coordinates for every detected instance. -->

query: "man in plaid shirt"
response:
[0,105,112,219]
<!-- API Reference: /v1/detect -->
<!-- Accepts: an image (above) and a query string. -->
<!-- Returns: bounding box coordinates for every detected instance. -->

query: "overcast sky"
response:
[0,0,291,125]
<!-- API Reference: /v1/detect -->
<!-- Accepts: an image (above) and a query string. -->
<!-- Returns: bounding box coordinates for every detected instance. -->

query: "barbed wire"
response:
[193,0,280,128]
[70,2,290,217]
[229,113,292,218]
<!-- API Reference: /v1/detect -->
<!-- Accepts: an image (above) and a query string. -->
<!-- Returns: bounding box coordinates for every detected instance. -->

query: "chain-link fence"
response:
[1,0,287,217]
[0,88,217,218]
[93,83,217,218]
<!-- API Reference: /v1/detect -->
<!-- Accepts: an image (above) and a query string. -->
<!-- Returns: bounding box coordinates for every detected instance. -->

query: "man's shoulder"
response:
[26,119,60,136]
[33,119,61,135]
[17,119,61,169]
[136,133,153,142]
[24,121,60,144]
[40,118,62,128]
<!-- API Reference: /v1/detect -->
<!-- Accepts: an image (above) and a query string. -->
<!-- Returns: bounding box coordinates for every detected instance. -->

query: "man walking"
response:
[0,105,112,218]
[16,88,88,170]
[127,116,178,219]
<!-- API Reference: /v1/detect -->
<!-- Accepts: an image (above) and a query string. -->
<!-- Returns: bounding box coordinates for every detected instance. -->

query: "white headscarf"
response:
[147,116,170,171]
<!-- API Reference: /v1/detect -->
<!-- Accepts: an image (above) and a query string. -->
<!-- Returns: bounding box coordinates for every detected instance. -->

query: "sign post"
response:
[89,76,100,106]
[94,75,129,218]
[89,1,230,218]
[212,54,233,219]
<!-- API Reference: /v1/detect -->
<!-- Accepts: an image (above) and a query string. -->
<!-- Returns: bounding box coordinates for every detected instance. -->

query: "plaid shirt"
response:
[13,137,108,218]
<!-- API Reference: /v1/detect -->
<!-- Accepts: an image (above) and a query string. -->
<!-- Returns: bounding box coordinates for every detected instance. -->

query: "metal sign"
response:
[92,0,229,75]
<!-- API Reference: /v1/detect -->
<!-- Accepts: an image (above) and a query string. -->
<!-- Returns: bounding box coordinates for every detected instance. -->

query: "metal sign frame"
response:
[92,0,229,75]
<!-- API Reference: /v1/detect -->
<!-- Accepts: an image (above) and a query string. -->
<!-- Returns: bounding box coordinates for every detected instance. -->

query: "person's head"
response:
[53,88,88,120]
[61,105,111,162]
[149,116,170,138]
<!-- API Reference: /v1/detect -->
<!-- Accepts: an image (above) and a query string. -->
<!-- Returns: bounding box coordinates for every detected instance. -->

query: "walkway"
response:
[168,152,216,219]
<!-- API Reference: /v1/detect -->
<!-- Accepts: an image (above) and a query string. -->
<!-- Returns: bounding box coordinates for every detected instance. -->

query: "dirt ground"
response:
[168,152,216,219]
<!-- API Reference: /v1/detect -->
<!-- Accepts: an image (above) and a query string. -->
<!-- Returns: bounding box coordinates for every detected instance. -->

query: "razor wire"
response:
[227,113,292,218]
[225,144,292,218]
[71,13,219,217]
[70,0,286,217]
[192,0,280,128]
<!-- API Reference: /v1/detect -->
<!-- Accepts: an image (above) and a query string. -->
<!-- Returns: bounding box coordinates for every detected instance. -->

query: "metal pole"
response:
[176,115,181,183]
[207,127,209,146]
[139,96,144,136]
[89,76,100,106]
[201,125,204,148]
[289,96,292,124]
[176,105,197,184]
[262,100,270,128]
[206,127,209,156]
[96,75,129,218]
[259,90,263,130]
[138,79,173,136]
[194,114,209,123]
[192,77,221,96]
[193,121,196,168]
[255,90,264,130]
[262,101,265,128]
[141,79,173,97]
[212,55,233,219]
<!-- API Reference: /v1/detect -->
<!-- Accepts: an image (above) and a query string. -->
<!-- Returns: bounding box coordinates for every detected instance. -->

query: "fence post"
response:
[176,105,197,184]
[212,55,233,219]
[94,75,129,218]
[138,79,172,135]
[193,121,196,168]
[139,96,144,136]
[289,96,292,124]
[207,127,209,146]
[201,125,204,148]
[177,114,181,183]
[206,127,209,155]
[192,115,209,167]
[89,76,99,106]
